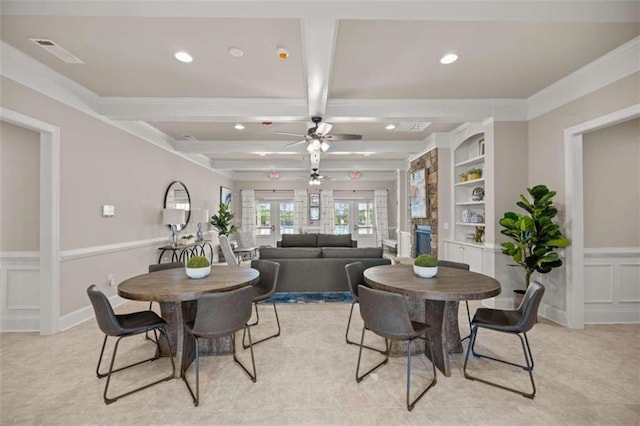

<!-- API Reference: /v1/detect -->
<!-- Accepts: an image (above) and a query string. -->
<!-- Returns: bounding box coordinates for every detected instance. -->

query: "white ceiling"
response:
[1,0,639,182]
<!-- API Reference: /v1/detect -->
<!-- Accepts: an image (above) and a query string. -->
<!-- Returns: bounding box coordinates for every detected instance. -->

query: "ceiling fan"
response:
[278,116,362,152]
[300,168,332,186]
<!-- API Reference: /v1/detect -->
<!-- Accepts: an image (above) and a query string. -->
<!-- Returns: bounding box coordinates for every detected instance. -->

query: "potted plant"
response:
[499,185,571,304]
[468,168,482,180]
[210,203,238,237]
[413,254,438,278]
[459,172,468,182]
[185,256,211,279]
[181,234,195,245]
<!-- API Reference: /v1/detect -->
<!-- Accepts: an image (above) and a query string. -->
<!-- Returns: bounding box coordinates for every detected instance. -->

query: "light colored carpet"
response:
[1,301,638,425]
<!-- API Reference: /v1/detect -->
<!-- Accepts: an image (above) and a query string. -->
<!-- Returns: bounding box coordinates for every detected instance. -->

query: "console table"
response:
[157,240,214,264]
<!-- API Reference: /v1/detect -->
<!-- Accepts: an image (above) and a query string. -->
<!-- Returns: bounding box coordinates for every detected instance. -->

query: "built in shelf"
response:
[455,178,485,187]
[455,155,485,168]
[456,201,485,206]
[456,222,486,227]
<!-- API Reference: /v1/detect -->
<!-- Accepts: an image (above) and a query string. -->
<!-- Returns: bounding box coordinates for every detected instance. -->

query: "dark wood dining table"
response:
[118,266,259,377]
[364,263,501,376]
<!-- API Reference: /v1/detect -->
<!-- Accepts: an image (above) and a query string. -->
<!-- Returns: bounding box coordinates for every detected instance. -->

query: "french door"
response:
[255,199,295,247]
[333,199,377,247]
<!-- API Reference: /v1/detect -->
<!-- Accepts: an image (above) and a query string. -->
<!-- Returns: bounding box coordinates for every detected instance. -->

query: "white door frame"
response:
[563,103,640,329]
[1,107,60,335]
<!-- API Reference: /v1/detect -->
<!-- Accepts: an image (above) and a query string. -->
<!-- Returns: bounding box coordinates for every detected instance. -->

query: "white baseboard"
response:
[539,303,567,326]
[58,294,128,331]
[0,316,39,332]
[585,308,640,324]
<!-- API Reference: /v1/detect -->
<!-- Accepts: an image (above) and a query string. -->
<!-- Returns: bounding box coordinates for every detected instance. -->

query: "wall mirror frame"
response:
[164,180,191,231]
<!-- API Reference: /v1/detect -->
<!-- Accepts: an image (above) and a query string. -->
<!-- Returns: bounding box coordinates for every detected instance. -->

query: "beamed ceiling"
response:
[2,1,639,181]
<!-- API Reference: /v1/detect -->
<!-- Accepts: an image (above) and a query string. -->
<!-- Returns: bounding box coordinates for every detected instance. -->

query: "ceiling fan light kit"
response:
[279,116,362,152]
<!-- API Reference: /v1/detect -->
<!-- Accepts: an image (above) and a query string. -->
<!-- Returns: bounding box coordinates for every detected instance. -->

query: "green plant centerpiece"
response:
[499,185,571,290]
[468,168,483,179]
[210,203,237,236]
[185,255,211,279]
[413,254,438,278]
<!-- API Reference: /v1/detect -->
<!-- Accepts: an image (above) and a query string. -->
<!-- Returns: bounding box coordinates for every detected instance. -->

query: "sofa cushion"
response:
[259,247,322,259]
[321,247,383,258]
[317,233,353,247]
[280,234,317,247]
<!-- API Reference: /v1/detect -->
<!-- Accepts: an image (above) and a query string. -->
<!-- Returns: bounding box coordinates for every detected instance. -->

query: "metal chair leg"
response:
[181,333,200,407]
[242,301,280,349]
[460,301,472,342]
[345,302,388,355]
[463,326,537,398]
[233,328,257,382]
[406,336,437,411]
[145,302,158,343]
[247,301,260,327]
[355,327,390,382]
[100,327,175,405]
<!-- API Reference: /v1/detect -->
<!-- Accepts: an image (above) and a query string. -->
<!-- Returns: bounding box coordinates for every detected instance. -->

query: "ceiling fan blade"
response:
[324,133,363,141]
[285,139,308,148]
[316,122,333,136]
[276,131,307,138]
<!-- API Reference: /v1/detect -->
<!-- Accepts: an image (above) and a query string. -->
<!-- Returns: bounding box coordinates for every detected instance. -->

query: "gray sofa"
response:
[259,246,391,292]
[276,233,357,248]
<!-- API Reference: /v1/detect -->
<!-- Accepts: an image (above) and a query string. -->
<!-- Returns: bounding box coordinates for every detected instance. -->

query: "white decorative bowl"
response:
[413,265,438,278]
[185,265,211,279]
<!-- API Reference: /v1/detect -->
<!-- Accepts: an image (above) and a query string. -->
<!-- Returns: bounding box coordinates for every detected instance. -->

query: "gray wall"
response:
[583,118,640,248]
[1,77,233,315]
[527,72,640,312]
[0,121,40,251]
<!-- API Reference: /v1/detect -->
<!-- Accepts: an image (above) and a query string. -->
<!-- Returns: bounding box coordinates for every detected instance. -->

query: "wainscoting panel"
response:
[584,248,640,324]
[619,264,640,302]
[0,252,40,331]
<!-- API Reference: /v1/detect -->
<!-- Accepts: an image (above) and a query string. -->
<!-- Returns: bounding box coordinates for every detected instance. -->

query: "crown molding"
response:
[210,158,407,171]
[527,36,640,119]
[326,98,528,123]
[3,1,637,23]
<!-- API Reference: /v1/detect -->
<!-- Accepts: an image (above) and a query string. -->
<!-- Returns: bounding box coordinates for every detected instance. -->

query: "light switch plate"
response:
[102,205,115,217]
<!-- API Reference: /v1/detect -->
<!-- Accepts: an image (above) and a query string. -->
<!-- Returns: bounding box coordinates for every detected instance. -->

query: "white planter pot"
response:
[185,265,211,279]
[413,265,438,278]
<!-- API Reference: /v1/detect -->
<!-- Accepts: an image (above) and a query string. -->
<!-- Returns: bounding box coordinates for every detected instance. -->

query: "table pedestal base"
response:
[424,300,464,377]
[158,301,233,378]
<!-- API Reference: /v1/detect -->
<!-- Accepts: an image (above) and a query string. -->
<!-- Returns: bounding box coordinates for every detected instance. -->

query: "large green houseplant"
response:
[499,185,571,290]
[210,203,237,236]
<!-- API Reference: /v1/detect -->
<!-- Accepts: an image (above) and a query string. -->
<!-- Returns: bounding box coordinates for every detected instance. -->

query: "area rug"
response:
[270,292,354,303]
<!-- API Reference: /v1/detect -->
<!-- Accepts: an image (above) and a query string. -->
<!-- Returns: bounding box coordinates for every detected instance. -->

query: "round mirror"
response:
[164,181,191,231]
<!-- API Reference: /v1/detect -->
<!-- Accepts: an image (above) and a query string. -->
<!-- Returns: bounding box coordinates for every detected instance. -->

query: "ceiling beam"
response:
[97,96,528,122]
[173,139,428,154]
[210,159,407,170]
[301,17,338,117]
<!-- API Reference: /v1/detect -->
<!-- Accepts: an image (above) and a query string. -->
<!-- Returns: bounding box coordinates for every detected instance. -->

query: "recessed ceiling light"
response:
[385,124,396,130]
[234,124,245,130]
[174,51,193,63]
[440,53,458,65]
[228,47,244,58]
[276,47,290,60]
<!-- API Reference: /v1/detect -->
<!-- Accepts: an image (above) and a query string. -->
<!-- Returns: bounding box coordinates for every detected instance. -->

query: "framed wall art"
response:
[309,193,320,207]
[410,168,427,218]
[310,207,320,221]
[220,186,232,207]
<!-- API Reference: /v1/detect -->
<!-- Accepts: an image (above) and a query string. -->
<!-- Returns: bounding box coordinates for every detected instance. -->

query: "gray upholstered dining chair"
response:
[344,262,387,354]
[437,260,472,341]
[463,281,545,399]
[86,285,175,405]
[356,285,437,411]
[145,262,184,341]
[219,234,239,266]
[242,259,281,348]
[181,285,256,407]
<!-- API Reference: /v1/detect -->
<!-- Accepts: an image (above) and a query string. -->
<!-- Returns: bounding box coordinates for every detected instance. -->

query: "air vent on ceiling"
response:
[29,38,84,64]
[394,122,431,132]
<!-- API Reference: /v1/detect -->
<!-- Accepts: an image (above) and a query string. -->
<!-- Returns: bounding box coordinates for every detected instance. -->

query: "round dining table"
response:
[118,266,259,377]
[364,263,501,377]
